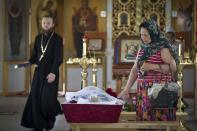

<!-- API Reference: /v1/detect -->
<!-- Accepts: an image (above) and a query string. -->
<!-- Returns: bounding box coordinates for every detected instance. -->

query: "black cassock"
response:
[21,32,63,129]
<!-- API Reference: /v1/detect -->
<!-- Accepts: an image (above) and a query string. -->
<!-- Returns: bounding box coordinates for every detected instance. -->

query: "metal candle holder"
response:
[67,36,101,88]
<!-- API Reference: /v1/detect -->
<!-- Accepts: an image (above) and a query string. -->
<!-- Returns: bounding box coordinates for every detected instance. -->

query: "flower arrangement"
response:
[123,96,137,112]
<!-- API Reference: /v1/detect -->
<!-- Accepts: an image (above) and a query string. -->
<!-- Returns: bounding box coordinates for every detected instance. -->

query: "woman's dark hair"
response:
[139,22,147,30]
[139,19,160,42]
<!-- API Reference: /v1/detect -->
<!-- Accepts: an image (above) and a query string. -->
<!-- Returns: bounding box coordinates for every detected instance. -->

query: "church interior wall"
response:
[0,0,196,103]
[64,0,106,58]
[194,0,197,117]
[0,0,5,94]
[171,0,195,98]
[64,0,108,90]
[0,0,31,96]
[67,67,104,91]
[31,0,64,45]
[183,66,195,97]
[171,0,192,32]
[0,0,196,123]
[30,0,65,91]
[195,64,197,118]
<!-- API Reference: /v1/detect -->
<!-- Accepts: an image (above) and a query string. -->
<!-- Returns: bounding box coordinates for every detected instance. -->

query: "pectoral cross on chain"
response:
[39,31,54,62]
[39,54,44,61]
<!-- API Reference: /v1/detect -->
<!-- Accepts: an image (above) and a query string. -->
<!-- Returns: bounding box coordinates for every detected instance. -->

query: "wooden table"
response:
[69,111,187,131]
[112,64,132,93]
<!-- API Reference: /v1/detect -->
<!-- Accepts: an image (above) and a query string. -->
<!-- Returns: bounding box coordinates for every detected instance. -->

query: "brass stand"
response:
[177,63,194,111]
[92,59,97,87]
[67,37,100,88]
[177,54,194,130]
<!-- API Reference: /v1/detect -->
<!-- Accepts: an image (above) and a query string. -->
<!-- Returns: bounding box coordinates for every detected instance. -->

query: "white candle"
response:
[178,44,181,57]
[83,38,87,56]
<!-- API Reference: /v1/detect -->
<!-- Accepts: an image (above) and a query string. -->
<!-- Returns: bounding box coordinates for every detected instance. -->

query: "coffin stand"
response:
[67,111,187,131]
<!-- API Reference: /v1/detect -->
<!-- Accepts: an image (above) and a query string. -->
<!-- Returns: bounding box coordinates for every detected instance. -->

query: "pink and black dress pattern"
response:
[136,49,176,121]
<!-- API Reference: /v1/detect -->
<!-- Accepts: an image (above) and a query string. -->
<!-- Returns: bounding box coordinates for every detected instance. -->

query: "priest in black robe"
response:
[21,15,63,131]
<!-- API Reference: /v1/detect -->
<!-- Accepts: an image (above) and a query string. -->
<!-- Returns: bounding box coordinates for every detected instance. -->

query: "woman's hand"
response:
[160,64,170,74]
[47,73,56,83]
[117,88,130,100]
[141,62,170,74]
[140,62,150,71]
[161,48,177,78]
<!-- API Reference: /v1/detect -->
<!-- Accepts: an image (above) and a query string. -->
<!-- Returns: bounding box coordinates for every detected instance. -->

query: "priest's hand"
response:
[47,73,56,83]
[24,61,30,64]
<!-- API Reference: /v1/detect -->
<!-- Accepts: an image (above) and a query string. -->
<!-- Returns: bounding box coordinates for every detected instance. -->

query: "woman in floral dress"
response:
[118,19,178,121]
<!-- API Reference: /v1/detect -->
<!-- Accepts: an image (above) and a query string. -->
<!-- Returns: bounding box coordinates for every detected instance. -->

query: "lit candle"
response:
[83,37,87,56]
[178,44,181,57]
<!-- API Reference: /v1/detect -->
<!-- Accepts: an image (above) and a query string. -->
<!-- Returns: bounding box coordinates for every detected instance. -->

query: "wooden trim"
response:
[183,92,194,98]
[69,112,187,131]
[3,62,8,96]
[3,91,28,96]
[71,122,178,130]
[24,66,30,95]
[194,0,197,46]
[3,1,8,61]
[102,54,107,89]
[62,59,66,93]
[195,0,197,119]
[119,111,187,121]
[64,60,67,93]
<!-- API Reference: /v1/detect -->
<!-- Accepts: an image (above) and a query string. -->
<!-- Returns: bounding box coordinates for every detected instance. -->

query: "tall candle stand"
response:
[177,57,194,112]
[67,36,100,88]
[92,58,97,87]
[177,63,185,112]
[176,47,195,131]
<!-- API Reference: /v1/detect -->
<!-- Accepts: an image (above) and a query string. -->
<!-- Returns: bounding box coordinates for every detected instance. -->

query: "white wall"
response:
[0,0,5,93]
[67,66,104,91]
[183,68,195,94]
[8,65,26,92]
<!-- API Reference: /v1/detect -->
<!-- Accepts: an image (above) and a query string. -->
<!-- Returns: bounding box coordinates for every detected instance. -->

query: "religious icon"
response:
[36,0,58,33]
[8,0,23,57]
[72,0,98,57]
[114,36,140,64]
[118,12,130,27]
[88,39,102,51]
[120,39,139,63]
[124,43,138,60]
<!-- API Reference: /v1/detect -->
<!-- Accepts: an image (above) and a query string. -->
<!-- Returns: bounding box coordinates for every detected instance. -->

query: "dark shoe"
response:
[45,120,54,130]
[60,109,63,114]
[30,129,43,131]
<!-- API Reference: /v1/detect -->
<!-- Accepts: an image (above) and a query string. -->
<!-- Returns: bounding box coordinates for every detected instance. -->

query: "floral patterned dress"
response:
[136,49,176,121]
